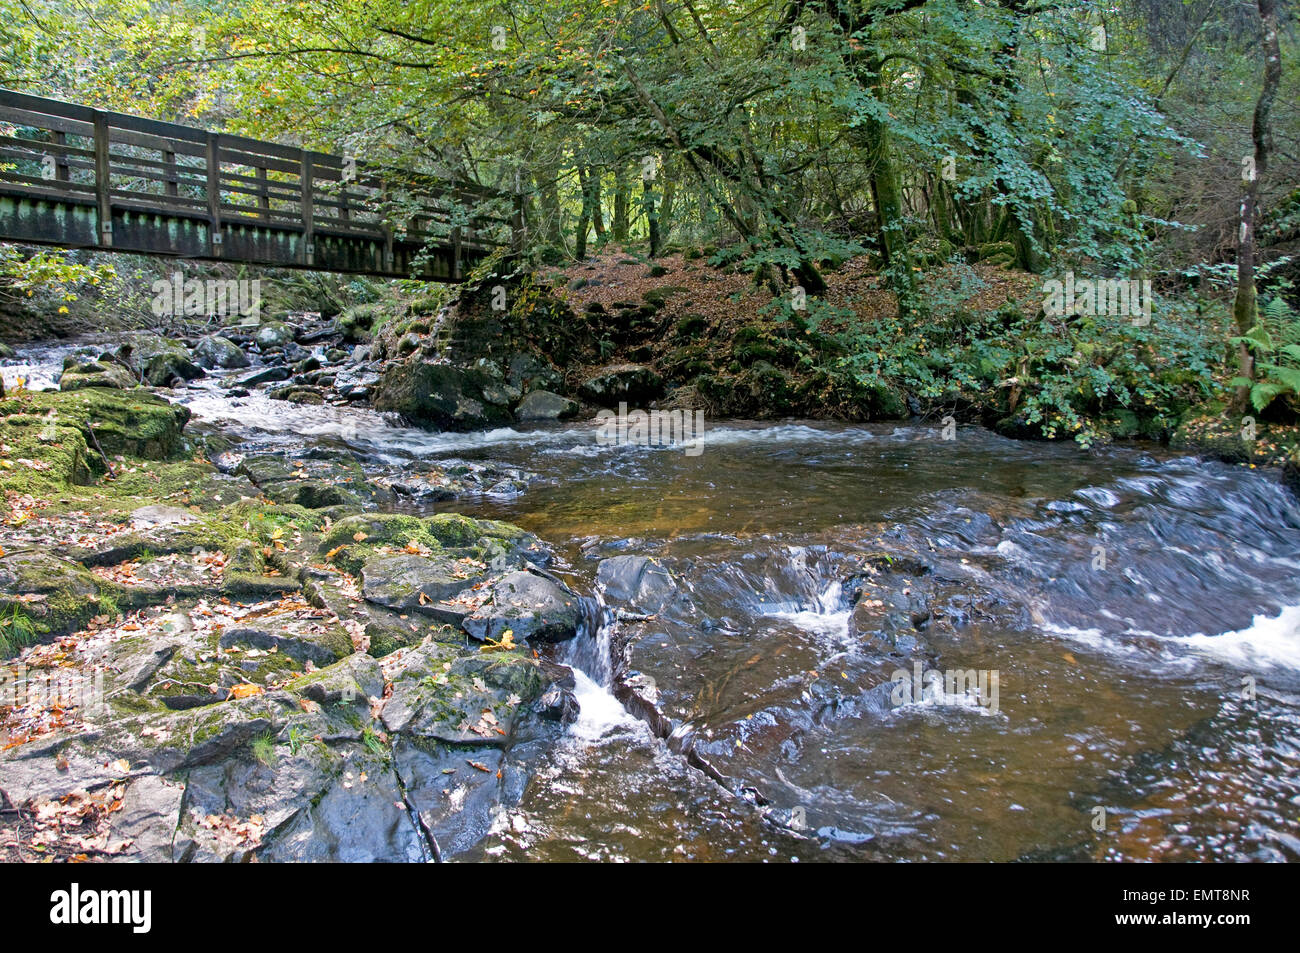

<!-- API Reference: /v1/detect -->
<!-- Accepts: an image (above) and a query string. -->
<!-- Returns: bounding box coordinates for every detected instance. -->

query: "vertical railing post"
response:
[300,154,315,266]
[92,110,112,247]
[380,183,394,275]
[256,164,269,215]
[53,131,69,181]
[164,147,178,197]
[452,223,462,281]
[205,132,223,257]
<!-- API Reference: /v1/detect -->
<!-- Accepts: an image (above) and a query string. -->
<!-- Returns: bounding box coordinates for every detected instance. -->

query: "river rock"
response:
[579,363,665,406]
[58,359,137,391]
[143,351,205,387]
[254,322,295,349]
[462,570,583,643]
[361,552,489,613]
[596,554,677,613]
[193,334,250,369]
[235,366,292,387]
[516,389,579,420]
[372,360,514,431]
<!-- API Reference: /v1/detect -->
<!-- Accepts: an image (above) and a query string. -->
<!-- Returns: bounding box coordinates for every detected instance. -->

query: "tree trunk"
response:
[613,166,630,242]
[536,171,563,248]
[1232,0,1282,414]
[575,167,593,260]
[644,173,661,258]
[589,168,606,245]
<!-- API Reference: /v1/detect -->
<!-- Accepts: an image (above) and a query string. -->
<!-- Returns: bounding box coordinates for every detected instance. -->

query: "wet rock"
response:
[596,555,677,613]
[846,579,932,657]
[372,361,514,431]
[579,363,665,406]
[58,359,137,391]
[193,335,250,370]
[462,570,582,644]
[516,389,578,421]
[269,384,327,406]
[260,760,431,862]
[333,365,381,401]
[143,351,205,388]
[235,366,291,387]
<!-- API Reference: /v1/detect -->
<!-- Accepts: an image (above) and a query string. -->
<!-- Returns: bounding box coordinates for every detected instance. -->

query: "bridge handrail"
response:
[0,88,524,272]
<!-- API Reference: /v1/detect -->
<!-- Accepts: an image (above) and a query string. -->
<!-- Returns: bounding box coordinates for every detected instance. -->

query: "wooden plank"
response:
[92,110,112,246]
[0,173,96,196]
[0,88,96,123]
[300,154,314,265]
[206,132,222,257]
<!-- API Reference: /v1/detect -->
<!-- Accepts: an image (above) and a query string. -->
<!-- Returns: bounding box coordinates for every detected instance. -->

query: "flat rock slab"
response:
[462,570,583,644]
[362,552,489,613]
[129,505,200,529]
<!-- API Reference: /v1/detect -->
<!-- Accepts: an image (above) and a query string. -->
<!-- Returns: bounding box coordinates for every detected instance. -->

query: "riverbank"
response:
[2,255,1299,861]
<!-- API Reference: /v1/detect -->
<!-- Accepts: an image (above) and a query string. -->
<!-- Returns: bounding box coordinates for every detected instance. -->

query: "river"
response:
[7,353,1300,862]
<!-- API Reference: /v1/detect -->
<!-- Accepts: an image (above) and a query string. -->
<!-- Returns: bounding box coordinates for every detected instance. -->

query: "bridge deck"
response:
[0,89,521,280]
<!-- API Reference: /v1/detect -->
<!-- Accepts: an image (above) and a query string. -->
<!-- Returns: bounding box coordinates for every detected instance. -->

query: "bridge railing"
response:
[0,88,523,278]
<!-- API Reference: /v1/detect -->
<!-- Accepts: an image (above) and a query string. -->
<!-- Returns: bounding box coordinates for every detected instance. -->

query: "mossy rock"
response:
[0,550,103,654]
[0,414,92,493]
[59,360,138,392]
[0,389,189,464]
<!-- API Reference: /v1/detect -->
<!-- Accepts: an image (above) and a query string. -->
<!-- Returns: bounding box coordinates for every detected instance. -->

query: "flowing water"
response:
[9,353,1300,862]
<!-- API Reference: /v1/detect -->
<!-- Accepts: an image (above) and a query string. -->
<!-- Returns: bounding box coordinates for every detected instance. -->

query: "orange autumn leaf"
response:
[228,683,263,699]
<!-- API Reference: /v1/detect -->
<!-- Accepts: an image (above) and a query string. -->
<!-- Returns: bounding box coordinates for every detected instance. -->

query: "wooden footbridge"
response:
[0,89,522,281]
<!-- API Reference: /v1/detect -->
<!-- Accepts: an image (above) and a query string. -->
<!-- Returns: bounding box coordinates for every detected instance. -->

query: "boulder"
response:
[372,361,514,431]
[462,570,583,643]
[516,389,579,421]
[58,359,137,391]
[578,363,665,406]
[193,334,250,370]
[144,351,205,388]
[253,322,294,349]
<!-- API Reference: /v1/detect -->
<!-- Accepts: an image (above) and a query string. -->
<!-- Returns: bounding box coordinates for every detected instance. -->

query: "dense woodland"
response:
[2,0,1299,444]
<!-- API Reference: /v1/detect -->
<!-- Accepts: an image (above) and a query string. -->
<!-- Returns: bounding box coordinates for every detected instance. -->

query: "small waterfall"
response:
[559,592,637,740]
[563,593,615,688]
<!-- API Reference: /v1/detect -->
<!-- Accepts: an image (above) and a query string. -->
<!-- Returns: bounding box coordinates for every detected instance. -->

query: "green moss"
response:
[0,389,189,466]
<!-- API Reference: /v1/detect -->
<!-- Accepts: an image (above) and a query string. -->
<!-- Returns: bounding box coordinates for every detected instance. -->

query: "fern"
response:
[1231,295,1300,412]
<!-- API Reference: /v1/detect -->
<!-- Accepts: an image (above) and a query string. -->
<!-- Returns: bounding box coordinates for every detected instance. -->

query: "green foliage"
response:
[0,605,38,657]
[251,730,277,767]
[0,246,116,308]
[1232,295,1300,414]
